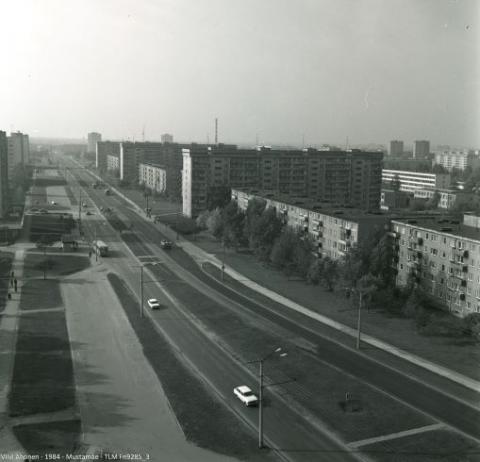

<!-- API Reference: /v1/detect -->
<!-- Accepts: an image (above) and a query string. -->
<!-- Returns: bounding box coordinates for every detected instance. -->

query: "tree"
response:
[270,228,297,270]
[206,208,223,239]
[221,201,246,248]
[206,186,231,210]
[307,258,323,285]
[248,206,283,260]
[425,190,441,209]
[243,198,266,242]
[195,210,210,230]
[320,257,339,291]
[292,235,315,279]
[36,234,56,280]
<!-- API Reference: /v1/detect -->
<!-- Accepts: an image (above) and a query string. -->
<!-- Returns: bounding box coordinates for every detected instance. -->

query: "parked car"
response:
[233,386,258,406]
[39,208,49,214]
[51,201,57,205]
[86,211,93,216]
[160,239,173,250]
[147,298,161,309]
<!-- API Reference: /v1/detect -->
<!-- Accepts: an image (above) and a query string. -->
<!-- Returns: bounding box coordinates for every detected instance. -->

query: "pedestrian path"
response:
[0,247,27,455]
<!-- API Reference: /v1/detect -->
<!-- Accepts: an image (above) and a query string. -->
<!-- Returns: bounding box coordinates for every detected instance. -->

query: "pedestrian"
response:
[10,278,13,288]
[14,278,17,293]
[89,250,92,258]
[11,271,14,279]
[7,293,11,300]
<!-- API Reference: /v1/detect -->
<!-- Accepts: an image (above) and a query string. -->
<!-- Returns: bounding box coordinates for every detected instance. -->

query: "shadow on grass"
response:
[20,280,63,311]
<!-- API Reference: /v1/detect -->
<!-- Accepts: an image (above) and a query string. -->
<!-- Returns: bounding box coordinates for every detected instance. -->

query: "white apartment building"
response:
[7,132,29,175]
[139,162,167,193]
[382,169,451,193]
[434,150,480,172]
[107,154,120,172]
[392,213,480,317]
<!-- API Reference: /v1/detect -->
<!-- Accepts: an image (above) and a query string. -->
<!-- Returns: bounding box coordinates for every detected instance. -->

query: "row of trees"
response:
[196,199,394,296]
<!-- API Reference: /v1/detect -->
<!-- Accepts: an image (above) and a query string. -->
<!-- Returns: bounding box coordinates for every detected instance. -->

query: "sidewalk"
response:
[92,170,480,392]
[0,247,28,455]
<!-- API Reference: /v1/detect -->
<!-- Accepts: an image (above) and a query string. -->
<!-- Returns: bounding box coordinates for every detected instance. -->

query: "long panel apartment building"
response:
[183,145,383,217]
[233,189,389,261]
[392,213,480,317]
[382,169,451,193]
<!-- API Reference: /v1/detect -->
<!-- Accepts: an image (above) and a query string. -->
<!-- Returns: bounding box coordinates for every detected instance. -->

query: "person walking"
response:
[14,278,18,293]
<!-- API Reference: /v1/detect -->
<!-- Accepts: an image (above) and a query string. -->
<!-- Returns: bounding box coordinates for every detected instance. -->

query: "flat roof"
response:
[392,216,480,241]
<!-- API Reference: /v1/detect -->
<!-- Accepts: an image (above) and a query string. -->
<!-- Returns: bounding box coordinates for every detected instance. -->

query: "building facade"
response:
[390,140,404,156]
[0,131,8,218]
[139,162,167,193]
[434,150,480,172]
[413,140,430,159]
[382,169,451,193]
[392,213,480,317]
[7,132,29,175]
[87,132,102,154]
[183,145,383,217]
[413,188,457,209]
[233,189,389,261]
[96,141,120,172]
[161,133,174,143]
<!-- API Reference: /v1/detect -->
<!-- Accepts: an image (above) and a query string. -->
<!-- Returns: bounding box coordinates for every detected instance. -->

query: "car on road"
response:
[233,386,258,406]
[51,201,57,205]
[82,202,88,207]
[147,298,161,309]
[160,239,173,250]
[39,208,49,214]
[86,211,93,216]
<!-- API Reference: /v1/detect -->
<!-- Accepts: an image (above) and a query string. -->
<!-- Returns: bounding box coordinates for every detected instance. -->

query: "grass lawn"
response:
[108,273,277,462]
[0,251,13,313]
[362,428,480,462]
[23,253,90,278]
[12,419,81,457]
[9,284,78,453]
[192,234,480,381]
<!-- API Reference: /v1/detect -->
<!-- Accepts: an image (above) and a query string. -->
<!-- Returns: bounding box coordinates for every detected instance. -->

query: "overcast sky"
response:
[0,0,478,147]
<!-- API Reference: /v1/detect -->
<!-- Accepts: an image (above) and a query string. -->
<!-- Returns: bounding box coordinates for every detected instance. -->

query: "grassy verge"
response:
[362,428,480,462]
[23,254,90,278]
[107,272,276,462]
[9,278,80,455]
[0,251,13,313]
[64,185,78,205]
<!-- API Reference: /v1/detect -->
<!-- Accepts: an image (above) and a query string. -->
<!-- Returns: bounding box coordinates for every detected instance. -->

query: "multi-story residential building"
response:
[183,145,383,217]
[96,141,120,172]
[0,131,8,218]
[107,152,120,172]
[380,189,410,211]
[434,150,480,172]
[390,140,404,156]
[413,140,430,159]
[391,213,480,317]
[139,162,167,194]
[7,131,29,175]
[382,169,451,193]
[233,189,389,261]
[87,132,102,154]
[161,133,174,143]
[413,188,457,209]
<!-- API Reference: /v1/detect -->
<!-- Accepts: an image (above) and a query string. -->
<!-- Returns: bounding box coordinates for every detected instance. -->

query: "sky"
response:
[0,0,478,148]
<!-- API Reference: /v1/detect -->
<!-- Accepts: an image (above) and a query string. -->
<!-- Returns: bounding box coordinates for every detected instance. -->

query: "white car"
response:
[147,298,161,309]
[233,385,258,406]
[51,201,57,205]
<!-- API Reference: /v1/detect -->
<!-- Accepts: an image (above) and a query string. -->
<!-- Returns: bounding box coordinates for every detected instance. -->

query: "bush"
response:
[463,313,480,340]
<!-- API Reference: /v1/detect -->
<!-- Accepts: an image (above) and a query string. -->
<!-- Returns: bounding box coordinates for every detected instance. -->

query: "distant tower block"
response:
[161,134,174,143]
[215,118,218,145]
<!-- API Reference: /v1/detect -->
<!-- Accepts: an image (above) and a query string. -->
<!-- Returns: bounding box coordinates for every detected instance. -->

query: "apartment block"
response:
[139,162,167,194]
[434,150,480,172]
[392,213,480,317]
[161,133,174,143]
[0,131,8,218]
[87,132,102,154]
[382,169,451,193]
[390,140,404,156]
[413,140,430,159]
[183,145,383,217]
[233,189,389,261]
[96,141,120,172]
[7,132,29,175]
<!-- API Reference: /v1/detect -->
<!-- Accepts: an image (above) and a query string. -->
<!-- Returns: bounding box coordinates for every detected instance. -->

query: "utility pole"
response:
[356,291,363,350]
[221,241,226,282]
[140,266,144,318]
[258,359,264,448]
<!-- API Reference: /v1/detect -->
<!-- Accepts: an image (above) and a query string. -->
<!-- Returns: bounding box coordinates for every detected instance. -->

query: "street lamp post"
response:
[134,262,162,318]
[356,291,363,350]
[252,347,287,449]
[221,241,226,282]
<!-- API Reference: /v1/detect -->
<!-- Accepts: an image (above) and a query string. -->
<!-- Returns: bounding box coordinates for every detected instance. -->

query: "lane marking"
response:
[348,423,445,448]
